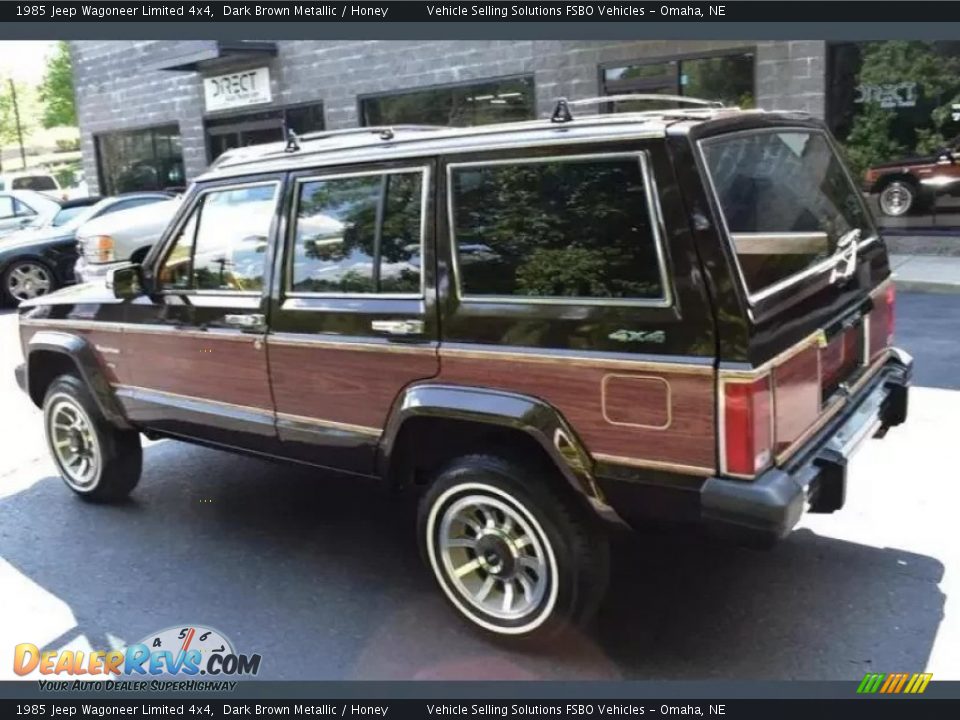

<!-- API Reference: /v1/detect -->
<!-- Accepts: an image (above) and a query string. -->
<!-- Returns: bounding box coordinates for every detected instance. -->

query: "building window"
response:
[602,51,755,111]
[450,155,664,301]
[205,102,325,162]
[290,170,424,295]
[95,125,185,196]
[828,41,960,231]
[360,76,535,127]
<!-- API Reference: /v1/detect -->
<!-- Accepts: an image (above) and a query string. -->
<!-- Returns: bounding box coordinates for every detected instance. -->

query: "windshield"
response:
[12,175,58,191]
[701,129,874,297]
[50,204,98,228]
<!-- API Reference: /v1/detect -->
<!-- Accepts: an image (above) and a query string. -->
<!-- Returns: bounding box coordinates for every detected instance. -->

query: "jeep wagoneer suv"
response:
[15,98,911,639]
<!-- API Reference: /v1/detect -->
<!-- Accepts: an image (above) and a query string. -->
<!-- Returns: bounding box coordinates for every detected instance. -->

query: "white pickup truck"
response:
[74,196,181,283]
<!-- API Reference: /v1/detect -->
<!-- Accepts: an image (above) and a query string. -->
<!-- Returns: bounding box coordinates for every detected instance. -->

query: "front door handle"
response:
[370,319,424,336]
[224,313,265,330]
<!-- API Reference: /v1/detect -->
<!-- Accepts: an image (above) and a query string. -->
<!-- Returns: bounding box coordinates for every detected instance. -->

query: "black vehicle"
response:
[0,193,173,304]
[15,99,911,639]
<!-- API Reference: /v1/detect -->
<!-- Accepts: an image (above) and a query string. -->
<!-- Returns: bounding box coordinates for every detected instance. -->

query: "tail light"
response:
[92,235,115,263]
[723,376,773,476]
[884,283,896,345]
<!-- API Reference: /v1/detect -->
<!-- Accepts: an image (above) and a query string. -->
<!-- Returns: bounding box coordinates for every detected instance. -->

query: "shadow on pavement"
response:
[0,440,945,681]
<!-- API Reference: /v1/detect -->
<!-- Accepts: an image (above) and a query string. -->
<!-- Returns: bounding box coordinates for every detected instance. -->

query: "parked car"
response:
[0,171,62,195]
[74,197,181,283]
[863,141,960,216]
[0,193,172,304]
[14,104,912,640]
[0,190,64,238]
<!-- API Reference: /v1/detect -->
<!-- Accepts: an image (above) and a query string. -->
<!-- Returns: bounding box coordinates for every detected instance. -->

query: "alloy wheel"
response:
[47,395,102,491]
[7,262,52,301]
[429,484,558,632]
[879,181,914,217]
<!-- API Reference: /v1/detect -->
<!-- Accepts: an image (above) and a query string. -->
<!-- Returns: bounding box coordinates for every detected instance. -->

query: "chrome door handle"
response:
[370,319,424,336]
[224,313,265,329]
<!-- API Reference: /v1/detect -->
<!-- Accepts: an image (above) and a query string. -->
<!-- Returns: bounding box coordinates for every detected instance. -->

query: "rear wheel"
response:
[878,179,917,217]
[2,259,56,305]
[43,374,142,502]
[418,454,609,640]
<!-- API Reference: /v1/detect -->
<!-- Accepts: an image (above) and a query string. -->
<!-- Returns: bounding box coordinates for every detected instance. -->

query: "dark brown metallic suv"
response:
[14,99,912,639]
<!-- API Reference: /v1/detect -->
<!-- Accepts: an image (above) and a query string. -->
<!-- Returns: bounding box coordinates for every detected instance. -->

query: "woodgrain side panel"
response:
[437,352,716,471]
[772,342,820,456]
[129,331,273,410]
[21,325,130,387]
[268,342,439,429]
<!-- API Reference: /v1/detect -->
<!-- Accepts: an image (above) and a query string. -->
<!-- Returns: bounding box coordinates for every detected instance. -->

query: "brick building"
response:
[69,40,828,196]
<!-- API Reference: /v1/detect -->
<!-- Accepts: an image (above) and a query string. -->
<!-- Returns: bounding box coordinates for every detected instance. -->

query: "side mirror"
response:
[106,263,144,300]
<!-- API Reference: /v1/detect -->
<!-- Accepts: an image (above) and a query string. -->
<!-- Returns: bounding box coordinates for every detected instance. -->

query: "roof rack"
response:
[550,94,725,123]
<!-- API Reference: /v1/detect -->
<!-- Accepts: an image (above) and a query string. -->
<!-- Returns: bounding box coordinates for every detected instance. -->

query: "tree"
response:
[842,41,960,177]
[39,41,76,128]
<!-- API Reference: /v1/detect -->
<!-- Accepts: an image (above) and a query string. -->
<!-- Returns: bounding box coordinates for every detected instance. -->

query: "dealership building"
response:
[69,40,832,195]
[70,39,959,235]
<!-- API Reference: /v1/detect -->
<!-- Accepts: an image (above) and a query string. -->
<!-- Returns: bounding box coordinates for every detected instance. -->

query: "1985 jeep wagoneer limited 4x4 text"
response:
[15,97,911,639]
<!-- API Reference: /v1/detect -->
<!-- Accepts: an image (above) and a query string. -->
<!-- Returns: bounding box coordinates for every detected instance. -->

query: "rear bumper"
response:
[701,348,912,545]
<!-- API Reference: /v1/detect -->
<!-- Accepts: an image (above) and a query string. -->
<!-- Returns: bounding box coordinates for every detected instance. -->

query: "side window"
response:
[290,170,423,294]
[450,155,665,301]
[158,183,277,292]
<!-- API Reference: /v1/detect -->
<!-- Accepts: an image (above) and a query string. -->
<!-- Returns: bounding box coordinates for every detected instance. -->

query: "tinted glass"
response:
[451,157,664,300]
[361,77,534,127]
[603,52,755,111]
[291,172,422,294]
[158,184,276,292]
[96,125,185,195]
[702,130,872,294]
[12,176,58,191]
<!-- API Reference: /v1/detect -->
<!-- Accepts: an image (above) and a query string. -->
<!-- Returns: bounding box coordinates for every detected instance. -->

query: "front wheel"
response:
[43,374,142,502]
[418,454,609,640]
[2,259,57,305]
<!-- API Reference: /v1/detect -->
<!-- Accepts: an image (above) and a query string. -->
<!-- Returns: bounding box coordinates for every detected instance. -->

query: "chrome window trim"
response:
[284,165,430,300]
[155,179,282,296]
[696,126,879,305]
[446,151,674,308]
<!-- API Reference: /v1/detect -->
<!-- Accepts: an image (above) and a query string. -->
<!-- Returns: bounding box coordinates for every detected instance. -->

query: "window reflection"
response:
[291,172,422,294]
[451,158,664,300]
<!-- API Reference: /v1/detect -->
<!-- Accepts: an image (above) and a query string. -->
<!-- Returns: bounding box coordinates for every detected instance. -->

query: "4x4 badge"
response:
[608,329,666,344]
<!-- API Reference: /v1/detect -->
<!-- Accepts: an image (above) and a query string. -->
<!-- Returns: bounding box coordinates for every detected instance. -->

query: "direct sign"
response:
[204,67,272,112]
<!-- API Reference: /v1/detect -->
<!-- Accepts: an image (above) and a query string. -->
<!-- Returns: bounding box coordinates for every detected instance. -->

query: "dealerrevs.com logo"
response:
[14,625,261,688]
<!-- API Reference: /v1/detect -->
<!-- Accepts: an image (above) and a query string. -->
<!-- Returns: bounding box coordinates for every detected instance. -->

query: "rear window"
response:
[12,175,58,191]
[701,129,873,297]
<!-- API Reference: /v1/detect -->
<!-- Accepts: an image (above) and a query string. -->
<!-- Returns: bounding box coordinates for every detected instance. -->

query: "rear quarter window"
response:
[449,154,666,302]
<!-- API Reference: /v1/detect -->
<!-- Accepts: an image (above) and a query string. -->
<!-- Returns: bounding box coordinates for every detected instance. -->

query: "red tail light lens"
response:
[723,376,773,476]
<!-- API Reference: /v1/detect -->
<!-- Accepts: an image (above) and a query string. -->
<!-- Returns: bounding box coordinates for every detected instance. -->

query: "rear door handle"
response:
[224,313,265,330]
[370,319,424,336]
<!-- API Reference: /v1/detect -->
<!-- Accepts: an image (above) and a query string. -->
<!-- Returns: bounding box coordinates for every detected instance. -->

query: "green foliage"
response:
[842,41,960,177]
[39,41,77,129]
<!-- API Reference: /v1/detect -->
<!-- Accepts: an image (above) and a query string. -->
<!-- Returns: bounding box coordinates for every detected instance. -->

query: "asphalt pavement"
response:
[0,294,958,680]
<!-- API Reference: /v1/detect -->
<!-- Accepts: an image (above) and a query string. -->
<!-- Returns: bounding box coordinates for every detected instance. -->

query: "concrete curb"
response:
[894,278,960,294]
